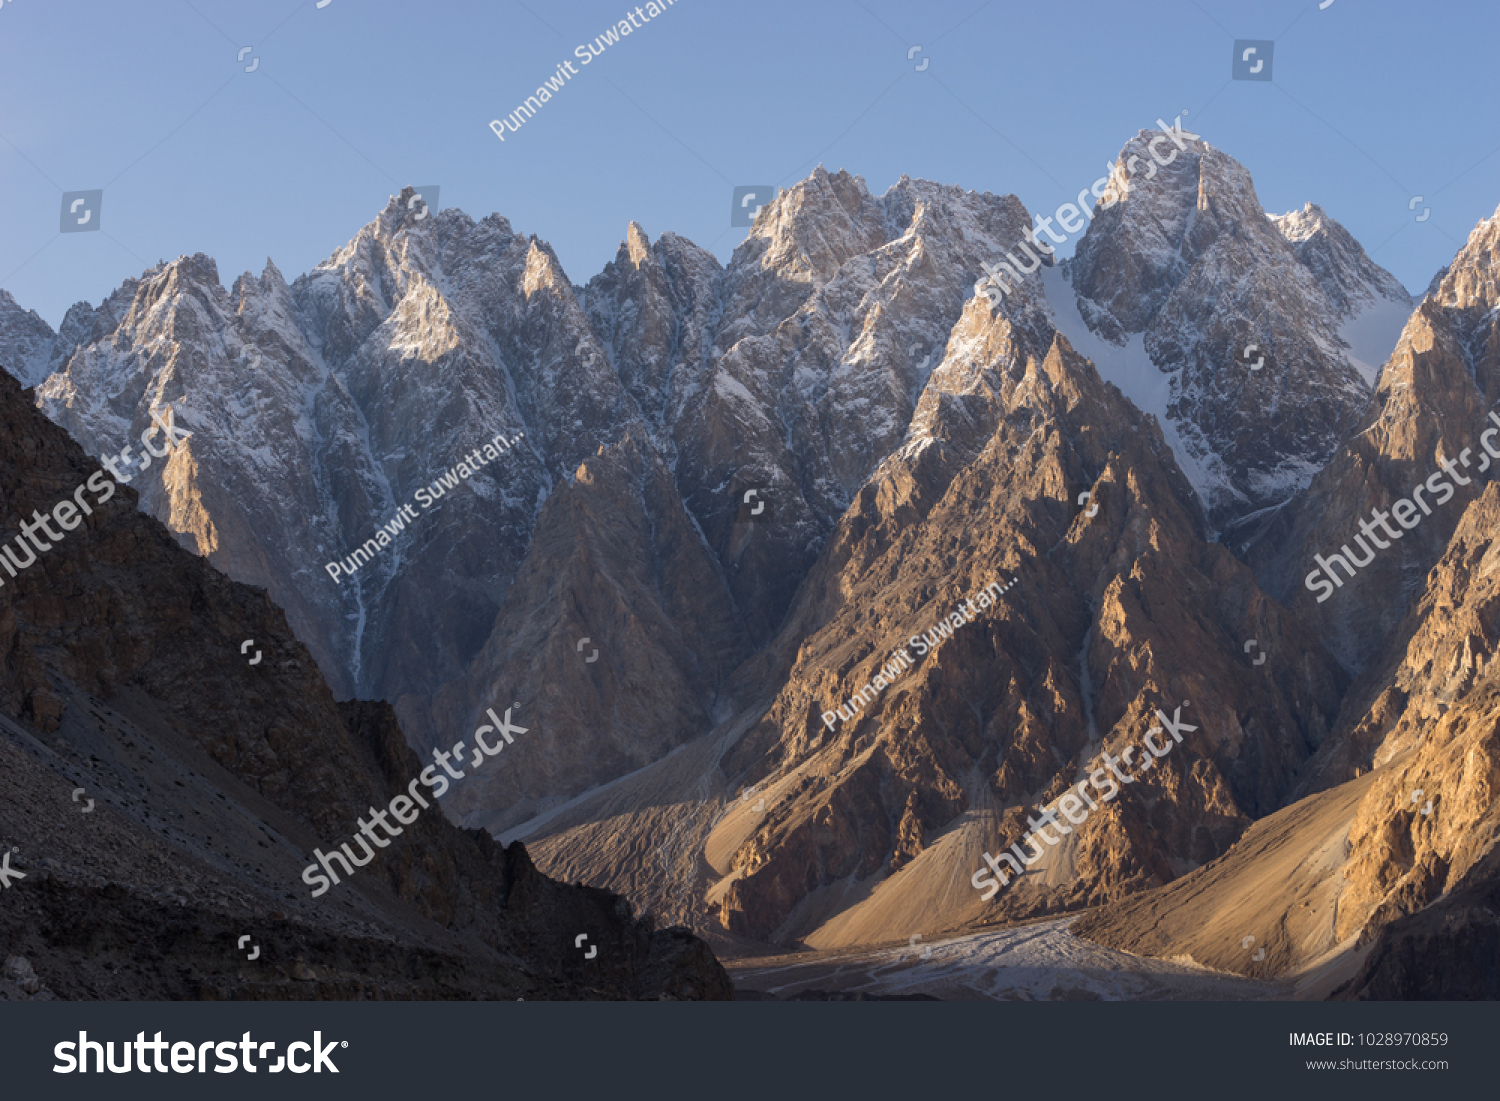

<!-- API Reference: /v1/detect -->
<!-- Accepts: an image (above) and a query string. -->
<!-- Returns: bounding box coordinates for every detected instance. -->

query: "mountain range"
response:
[3,122,1498,999]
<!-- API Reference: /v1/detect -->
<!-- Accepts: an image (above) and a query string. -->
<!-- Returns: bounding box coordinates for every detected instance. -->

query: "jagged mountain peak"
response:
[734,166,888,284]
[1271,201,1333,241]
[1241,197,1500,679]
[1076,126,1278,338]
[1270,201,1413,321]
[0,287,57,387]
[1061,128,1411,527]
[149,251,222,291]
[623,220,652,264]
[520,233,579,296]
[1428,200,1500,311]
[305,188,469,289]
[231,257,294,309]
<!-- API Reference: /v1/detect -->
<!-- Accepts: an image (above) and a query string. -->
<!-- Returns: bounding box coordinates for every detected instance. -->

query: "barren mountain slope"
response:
[429,429,751,829]
[0,368,727,1001]
[1242,204,1500,674]
[1076,482,1500,999]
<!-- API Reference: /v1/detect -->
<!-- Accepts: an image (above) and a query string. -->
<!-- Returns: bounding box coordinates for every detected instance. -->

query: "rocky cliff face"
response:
[0,368,728,1000]
[1067,485,1500,996]
[35,210,562,708]
[1314,483,1500,949]
[1243,205,1500,675]
[1332,844,1500,1000]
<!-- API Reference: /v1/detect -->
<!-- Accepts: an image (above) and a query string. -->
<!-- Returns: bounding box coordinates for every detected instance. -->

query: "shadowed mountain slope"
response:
[0,369,727,1001]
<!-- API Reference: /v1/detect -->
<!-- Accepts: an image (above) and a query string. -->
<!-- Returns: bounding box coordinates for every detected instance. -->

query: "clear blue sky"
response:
[2,0,1496,328]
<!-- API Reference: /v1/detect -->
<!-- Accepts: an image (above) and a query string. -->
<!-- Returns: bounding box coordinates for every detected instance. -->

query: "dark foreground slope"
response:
[0,370,728,1000]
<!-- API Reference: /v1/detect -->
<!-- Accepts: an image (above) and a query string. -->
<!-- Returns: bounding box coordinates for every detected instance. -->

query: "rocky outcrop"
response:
[1332,844,1500,1000]
[1309,484,1500,949]
[1271,203,1413,327]
[1073,324,1500,994]
[432,429,750,830]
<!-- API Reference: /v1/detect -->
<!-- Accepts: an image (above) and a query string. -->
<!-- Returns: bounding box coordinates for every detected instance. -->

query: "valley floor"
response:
[728,917,1287,1001]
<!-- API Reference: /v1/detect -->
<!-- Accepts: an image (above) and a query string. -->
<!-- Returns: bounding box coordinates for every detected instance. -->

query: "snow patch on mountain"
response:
[1339,295,1414,388]
[1041,264,1222,516]
[1270,202,1413,388]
